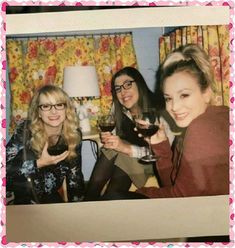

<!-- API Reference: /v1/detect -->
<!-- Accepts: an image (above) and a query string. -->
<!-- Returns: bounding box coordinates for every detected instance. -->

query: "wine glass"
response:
[47,135,68,156]
[97,113,116,133]
[135,108,159,162]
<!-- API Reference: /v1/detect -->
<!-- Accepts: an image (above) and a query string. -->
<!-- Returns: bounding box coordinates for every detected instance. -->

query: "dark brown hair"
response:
[111,67,158,135]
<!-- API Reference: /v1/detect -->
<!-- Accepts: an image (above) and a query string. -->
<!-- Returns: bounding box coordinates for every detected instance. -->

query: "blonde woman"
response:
[137,44,229,198]
[6,85,84,204]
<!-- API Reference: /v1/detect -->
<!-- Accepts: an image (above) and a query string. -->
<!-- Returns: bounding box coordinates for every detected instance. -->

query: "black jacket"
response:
[6,120,85,204]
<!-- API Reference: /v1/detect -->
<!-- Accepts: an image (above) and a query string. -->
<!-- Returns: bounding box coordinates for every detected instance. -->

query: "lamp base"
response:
[80,118,91,133]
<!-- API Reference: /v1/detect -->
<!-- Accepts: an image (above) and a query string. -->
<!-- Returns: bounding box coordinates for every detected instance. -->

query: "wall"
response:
[132,27,162,92]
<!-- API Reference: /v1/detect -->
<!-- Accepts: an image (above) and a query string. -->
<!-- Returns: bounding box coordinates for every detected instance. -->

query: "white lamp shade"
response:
[63,66,100,97]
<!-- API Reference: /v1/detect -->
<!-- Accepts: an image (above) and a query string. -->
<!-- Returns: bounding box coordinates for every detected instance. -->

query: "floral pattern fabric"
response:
[7,34,137,134]
[159,25,230,106]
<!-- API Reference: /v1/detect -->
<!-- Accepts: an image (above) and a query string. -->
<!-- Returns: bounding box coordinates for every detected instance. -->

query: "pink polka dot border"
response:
[0,0,234,247]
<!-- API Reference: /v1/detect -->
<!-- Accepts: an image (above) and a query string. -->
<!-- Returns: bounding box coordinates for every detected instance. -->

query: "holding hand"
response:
[101,132,132,156]
[134,121,167,145]
[36,142,69,168]
[100,131,112,144]
[150,122,168,145]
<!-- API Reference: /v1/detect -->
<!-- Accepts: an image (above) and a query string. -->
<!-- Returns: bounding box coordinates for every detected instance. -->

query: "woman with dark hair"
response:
[85,67,173,201]
[111,67,156,135]
[6,85,85,204]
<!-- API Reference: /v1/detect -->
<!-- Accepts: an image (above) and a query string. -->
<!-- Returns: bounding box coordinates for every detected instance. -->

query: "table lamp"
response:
[63,65,100,133]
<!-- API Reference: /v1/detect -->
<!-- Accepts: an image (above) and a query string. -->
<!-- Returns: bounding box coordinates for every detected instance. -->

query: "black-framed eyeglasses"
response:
[114,80,135,93]
[38,103,67,111]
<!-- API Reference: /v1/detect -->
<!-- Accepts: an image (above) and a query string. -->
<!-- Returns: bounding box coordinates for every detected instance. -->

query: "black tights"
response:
[84,152,132,201]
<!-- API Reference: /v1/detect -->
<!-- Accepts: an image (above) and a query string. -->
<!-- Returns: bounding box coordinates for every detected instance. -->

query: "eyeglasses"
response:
[38,103,67,111]
[114,80,135,93]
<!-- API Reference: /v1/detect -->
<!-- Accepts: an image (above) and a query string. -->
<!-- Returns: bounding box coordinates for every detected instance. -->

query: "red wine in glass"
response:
[136,124,159,137]
[135,109,159,163]
[47,135,68,155]
[99,123,115,132]
[98,114,115,133]
[47,144,68,156]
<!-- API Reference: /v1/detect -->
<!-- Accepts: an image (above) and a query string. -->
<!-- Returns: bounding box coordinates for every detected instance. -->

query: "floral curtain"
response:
[7,33,138,133]
[159,25,230,106]
[94,34,137,112]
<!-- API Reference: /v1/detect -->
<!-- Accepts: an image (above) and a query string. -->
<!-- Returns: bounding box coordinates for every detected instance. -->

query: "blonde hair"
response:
[28,85,81,160]
[163,44,215,96]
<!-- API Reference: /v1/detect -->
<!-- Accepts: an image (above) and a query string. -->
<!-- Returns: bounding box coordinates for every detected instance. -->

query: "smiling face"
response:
[163,71,211,128]
[38,94,66,134]
[114,74,139,112]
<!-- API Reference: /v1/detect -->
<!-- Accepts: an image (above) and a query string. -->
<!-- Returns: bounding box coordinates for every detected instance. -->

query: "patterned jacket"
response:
[6,120,85,204]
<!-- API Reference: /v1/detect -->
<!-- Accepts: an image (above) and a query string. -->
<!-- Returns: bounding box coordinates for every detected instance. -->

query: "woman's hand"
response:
[134,121,167,145]
[100,132,112,144]
[101,132,132,156]
[36,142,69,168]
[150,122,168,145]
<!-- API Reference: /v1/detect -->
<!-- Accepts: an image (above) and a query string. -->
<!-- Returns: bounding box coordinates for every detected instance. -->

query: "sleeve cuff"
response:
[130,145,146,158]
[152,140,172,158]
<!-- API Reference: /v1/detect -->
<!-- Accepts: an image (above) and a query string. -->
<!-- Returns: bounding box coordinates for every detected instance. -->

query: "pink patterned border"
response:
[0,1,234,247]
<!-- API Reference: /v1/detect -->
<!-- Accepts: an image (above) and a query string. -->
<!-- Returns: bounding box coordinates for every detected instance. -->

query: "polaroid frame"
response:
[4,6,231,243]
